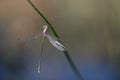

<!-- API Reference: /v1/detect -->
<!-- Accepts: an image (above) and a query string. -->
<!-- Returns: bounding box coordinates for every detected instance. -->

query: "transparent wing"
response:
[46,34,66,52]
[18,34,41,46]
[32,34,41,40]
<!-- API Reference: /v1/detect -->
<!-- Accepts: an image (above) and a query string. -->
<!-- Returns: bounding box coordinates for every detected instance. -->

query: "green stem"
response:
[27,0,84,80]
[64,51,84,80]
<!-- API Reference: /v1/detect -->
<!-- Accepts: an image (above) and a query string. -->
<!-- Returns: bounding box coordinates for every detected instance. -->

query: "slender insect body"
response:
[37,25,66,74]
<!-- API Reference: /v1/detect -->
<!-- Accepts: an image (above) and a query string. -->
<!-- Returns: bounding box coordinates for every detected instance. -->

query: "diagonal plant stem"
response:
[27,0,84,80]
[27,0,59,38]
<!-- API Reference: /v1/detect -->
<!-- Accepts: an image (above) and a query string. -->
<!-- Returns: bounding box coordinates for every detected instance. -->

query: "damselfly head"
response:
[43,25,48,30]
[43,25,49,35]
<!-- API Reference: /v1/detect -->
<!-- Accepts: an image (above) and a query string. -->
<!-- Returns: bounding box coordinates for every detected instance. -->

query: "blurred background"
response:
[0,0,120,80]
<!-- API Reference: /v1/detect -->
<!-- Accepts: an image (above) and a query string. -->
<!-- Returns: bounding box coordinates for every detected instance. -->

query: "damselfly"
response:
[37,25,66,73]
